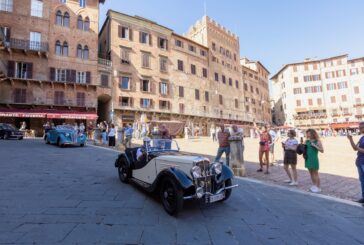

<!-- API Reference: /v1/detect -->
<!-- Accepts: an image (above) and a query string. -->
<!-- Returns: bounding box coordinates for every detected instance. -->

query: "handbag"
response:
[296,144,307,159]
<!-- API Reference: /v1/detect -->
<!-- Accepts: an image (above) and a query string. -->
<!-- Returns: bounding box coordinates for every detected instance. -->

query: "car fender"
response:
[115,153,131,168]
[217,164,234,182]
[151,168,194,192]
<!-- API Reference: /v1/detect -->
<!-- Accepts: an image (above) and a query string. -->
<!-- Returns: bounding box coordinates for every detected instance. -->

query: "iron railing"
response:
[5,38,49,52]
[98,57,112,67]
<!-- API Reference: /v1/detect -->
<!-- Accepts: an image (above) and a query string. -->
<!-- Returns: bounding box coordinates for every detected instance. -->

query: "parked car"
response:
[114,138,238,215]
[0,123,23,140]
[45,125,86,147]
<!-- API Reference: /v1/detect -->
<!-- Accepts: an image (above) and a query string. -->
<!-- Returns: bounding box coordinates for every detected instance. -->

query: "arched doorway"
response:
[97,94,112,123]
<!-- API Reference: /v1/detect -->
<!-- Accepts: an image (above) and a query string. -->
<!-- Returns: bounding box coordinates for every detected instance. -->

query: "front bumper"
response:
[183,184,238,201]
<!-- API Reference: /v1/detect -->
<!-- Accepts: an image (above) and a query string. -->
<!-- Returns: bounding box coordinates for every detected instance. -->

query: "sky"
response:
[99,0,364,78]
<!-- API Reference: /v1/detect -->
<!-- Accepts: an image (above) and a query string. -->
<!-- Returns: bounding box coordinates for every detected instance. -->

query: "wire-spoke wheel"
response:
[118,166,129,183]
[160,176,183,216]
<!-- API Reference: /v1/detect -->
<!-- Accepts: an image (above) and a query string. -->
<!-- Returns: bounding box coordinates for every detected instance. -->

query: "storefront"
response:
[0,109,98,137]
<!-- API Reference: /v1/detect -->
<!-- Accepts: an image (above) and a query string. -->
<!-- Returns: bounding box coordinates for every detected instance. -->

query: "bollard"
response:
[229,136,246,177]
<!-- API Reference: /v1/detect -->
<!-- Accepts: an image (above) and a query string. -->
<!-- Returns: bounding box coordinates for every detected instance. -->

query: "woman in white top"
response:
[108,124,116,147]
[282,129,299,186]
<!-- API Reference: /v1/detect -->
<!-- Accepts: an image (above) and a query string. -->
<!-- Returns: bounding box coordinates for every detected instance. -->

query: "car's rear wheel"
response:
[221,178,232,201]
[160,176,183,216]
[118,166,129,183]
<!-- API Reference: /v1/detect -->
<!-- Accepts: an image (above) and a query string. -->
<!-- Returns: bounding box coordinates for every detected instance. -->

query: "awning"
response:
[0,109,98,120]
[330,122,359,129]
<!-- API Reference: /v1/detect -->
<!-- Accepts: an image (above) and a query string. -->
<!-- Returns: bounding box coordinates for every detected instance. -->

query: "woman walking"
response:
[108,124,116,147]
[257,125,272,174]
[305,129,324,193]
[282,130,299,186]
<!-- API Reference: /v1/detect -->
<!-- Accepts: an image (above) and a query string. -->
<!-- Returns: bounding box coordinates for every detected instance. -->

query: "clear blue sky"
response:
[99,0,364,78]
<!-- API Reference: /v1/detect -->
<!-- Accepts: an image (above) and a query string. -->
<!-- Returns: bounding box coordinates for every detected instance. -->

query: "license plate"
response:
[208,192,225,203]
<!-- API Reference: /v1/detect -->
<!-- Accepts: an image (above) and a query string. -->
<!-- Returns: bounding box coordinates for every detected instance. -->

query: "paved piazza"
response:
[0,139,364,244]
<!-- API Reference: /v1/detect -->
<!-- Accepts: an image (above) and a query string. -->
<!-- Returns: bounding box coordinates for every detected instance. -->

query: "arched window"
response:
[77,15,83,30]
[63,12,70,27]
[84,17,90,31]
[83,45,89,59]
[77,44,83,58]
[56,10,62,25]
[55,40,62,55]
[62,41,68,56]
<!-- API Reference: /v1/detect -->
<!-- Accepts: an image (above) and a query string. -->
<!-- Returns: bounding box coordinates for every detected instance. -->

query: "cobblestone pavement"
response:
[1,139,364,244]
[132,136,362,201]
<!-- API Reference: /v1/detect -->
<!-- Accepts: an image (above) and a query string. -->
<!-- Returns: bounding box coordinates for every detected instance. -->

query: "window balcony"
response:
[4,38,49,53]
[98,57,112,68]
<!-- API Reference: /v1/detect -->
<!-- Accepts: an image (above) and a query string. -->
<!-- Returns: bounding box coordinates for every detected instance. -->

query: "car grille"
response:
[194,159,218,194]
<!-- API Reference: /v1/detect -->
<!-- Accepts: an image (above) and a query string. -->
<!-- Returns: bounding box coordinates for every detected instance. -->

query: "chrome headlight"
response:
[191,166,202,178]
[212,162,222,175]
[196,187,204,198]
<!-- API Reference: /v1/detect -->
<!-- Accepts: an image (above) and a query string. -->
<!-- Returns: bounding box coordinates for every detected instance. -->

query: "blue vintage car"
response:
[45,125,86,147]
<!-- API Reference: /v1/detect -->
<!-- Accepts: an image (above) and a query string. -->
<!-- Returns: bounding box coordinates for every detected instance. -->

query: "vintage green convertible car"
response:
[45,125,86,147]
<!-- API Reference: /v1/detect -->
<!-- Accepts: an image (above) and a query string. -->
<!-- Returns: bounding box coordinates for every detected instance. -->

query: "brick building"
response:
[98,11,271,135]
[271,54,364,130]
[0,0,106,136]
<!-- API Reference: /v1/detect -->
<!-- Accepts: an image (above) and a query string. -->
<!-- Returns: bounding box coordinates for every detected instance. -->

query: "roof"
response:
[270,54,348,81]
[171,33,208,49]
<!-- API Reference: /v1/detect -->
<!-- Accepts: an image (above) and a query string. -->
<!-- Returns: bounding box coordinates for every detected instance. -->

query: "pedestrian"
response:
[257,125,272,174]
[124,124,133,148]
[74,122,79,133]
[347,122,364,204]
[268,126,278,165]
[101,122,107,145]
[214,124,231,166]
[108,124,116,147]
[79,122,85,134]
[211,126,217,142]
[282,129,299,186]
[305,129,324,193]
[87,121,94,140]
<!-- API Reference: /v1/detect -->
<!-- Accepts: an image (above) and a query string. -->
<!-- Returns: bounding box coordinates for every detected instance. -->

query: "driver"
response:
[136,137,150,164]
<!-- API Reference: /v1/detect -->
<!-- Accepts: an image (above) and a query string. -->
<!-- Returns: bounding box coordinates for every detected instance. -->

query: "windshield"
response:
[145,139,179,152]
[1,124,15,130]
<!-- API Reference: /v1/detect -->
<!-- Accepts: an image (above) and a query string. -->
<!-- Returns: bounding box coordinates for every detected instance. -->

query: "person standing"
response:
[79,122,85,134]
[282,130,299,186]
[305,129,324,193]
[257,126,272,174]
[214,124,231,166]
[124,124,133,148]
[101,122,107,145]
[108,124,116,147]
[87,122,94,140]
[211,127,217,142]
[347,122,364,204]
[268,126,278,165]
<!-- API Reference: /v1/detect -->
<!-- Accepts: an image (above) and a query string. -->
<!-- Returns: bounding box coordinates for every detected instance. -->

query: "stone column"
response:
[229,136,246,177]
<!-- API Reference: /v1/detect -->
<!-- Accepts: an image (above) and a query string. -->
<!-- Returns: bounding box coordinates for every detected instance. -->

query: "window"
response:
[158,37,168,50]
[56,10,62,25]
[308,99,313,106]
[214,72,219,82]
[101,74,108,87]
[244,83,248,91]
[140,32,150,44]
[76,92,85,107]
[303,74,321,82]
[205,91,209,102]
[250,85,254,93]
[29,32,41,50]
[228,78,232,86]
[79,0,86,8]
[159,100,170,110]
[141,79,150,92]
[160,57,168,72]
[120,97,132,107]
[175,39,183,47]
[326,83,336,91]
[55,69,66,82]
[76,71,86,84]
[77,44,83,58]
[54,91,64,105]
[83,17,90,31]
[60,0,66,3]
[13,88,26,103]
[188,45,196,52]
[63,12,70,27]
[350,68,359,75]
[200,50,206,56]
[120,77,130,90]
[160,81,168,95]
[83,45,89,59]
[235,99,238,108]
[202,68,207,78]
[0,26,10,43]
[354,86,360,94]
[179,103,184,113]
[222,75,226,84]
[212,42,216,51]
[179,86,184,97]
[293,88,302,94]
[195,89,200,100]
[342,95,347,102]
[235,80,239,88]
[119,26,129,39]
[121,48,130,64]
[77,15,83,30]
[330,96,336,103]
[141,52,150,68]
[191,64,196,75]
[356,98,361,105]
[337,81,348,89]
[141,99,151,108]
[294,77,298,83]
[296,100,301,107]
[317,98,322,105]
[55,40,62,55]
[31,0,43,17]
[0,0,13,12]
[219,95,223,105]
[304,86,322,93]
[177,60,184,71]
[14,62,32,79]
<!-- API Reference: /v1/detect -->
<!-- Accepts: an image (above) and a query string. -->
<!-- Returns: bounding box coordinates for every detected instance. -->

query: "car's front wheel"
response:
[160,176,183,216]
[118,166,129,183]
[57,138,63,147]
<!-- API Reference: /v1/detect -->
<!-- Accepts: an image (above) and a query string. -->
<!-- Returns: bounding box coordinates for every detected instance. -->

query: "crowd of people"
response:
[213,122,364,203]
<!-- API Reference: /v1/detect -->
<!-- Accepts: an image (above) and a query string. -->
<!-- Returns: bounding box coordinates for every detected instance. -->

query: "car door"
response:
[132,158,157,185]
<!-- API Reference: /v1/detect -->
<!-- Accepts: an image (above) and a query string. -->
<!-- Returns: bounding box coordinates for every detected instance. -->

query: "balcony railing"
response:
[5,38,49,52]
[98,58,112,67]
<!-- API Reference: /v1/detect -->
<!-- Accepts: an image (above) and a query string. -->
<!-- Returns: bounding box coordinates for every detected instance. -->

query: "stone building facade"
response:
[0,0,106,135]
[271,54,364,130]
[99,11,271,135]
